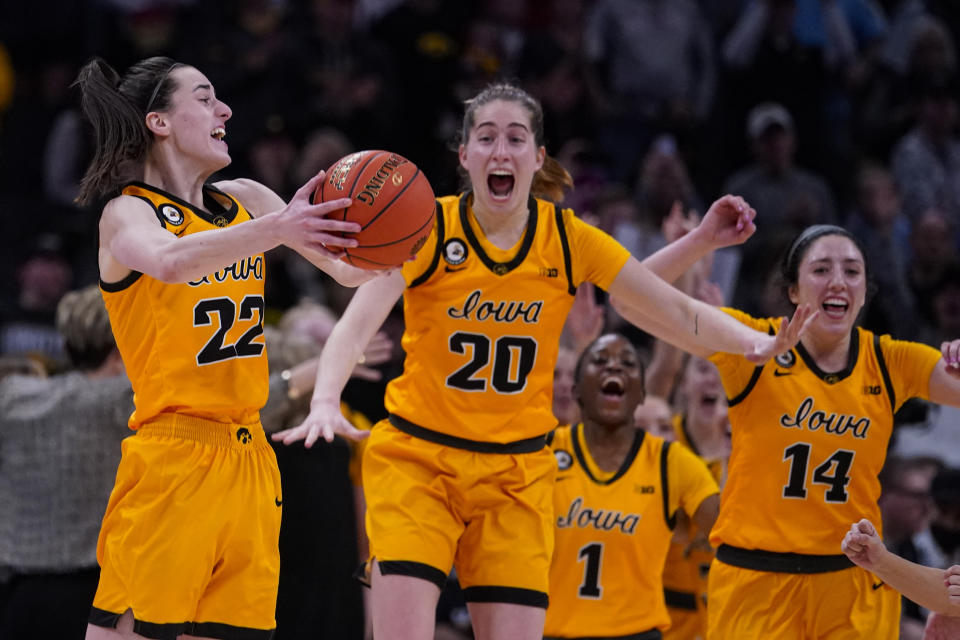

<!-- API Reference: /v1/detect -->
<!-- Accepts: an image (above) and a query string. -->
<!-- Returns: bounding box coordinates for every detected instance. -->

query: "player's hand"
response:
[840,519,885,571]
[694,194,757,250]
[271,397,369,447]
[940,339,960,377]
[563,283,604,353]
[923,612,960,640]
[278,170,360,258]
[945,565,960,605]
[745,303,817,364]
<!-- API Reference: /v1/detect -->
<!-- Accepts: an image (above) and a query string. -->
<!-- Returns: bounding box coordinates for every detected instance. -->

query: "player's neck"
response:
[799,331,852,373]
[581,421,635,472]
[470,201,529,250]
[143,154,210,207]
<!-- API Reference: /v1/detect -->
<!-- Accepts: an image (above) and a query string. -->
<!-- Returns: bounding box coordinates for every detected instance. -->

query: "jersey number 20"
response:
[445,331,537,393]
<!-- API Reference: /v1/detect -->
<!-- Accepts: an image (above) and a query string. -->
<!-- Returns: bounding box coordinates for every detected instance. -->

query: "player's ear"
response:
[458,144,467,169]
[145,111,170,137]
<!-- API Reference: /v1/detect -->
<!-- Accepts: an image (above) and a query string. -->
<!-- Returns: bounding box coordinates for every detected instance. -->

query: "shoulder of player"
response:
[100,194,161,229]
[213,178,282,217]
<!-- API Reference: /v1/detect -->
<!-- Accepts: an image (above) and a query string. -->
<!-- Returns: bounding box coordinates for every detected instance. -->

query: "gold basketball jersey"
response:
[387,194,630,443]
[709,309,941,554]
[544,424,719,637]
[101,182,269,428]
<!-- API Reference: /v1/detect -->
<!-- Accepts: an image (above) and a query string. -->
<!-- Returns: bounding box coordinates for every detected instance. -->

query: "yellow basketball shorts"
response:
[708,553,900,640]
[89,415,282,640]
[361,418,556,607]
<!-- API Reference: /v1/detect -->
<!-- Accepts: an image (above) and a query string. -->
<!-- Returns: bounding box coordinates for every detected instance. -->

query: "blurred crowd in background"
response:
[3,0,960,638]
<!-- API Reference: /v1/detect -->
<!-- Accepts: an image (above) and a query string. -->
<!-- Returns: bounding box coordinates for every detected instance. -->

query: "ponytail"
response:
[74,56,182,205]
[531,153,573,204]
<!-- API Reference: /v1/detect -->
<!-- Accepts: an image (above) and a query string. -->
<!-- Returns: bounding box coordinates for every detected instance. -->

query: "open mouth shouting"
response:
[488,169,515,202]
[600,376,626,401]
[821,296,849,319]
[211,126,226,143]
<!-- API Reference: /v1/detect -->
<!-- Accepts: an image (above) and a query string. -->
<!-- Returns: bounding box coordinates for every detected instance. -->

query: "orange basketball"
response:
[314,149,436,270]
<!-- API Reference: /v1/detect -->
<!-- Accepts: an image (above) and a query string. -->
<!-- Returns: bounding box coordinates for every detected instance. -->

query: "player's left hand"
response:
[745,303,817,365]
[840,518,885,571]
[940,339,960,377]
[695,194,757,250]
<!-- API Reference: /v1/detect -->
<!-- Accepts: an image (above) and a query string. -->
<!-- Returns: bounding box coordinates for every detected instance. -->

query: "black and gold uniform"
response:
[362,193,631,606]
[706,309,941,639]
[92,183,280,638]
[543,424,718,638]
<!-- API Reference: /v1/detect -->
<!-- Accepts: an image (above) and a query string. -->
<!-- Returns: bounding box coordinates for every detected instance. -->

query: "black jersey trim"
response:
[727,324,774,407]
[545,429,556,446]
[377,560,448,590]
[99,270,143,292]
[716,544,854,574]
[872,333,896,414]
[124,181,240,226]
[544,629,662,640]
[796,327,860,384]
[408,200,444,288]
[570,423,645,485]
[554,204,577,295]
[89,607,274,640]
[660,440,676,530]
[678,415,701,457]
[459,191,538,276]
[388,414,546,454]
[462,585,549,609]
[663,588,699,611]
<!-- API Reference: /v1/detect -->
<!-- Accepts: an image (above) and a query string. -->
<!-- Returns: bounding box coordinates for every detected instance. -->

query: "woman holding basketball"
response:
[616,224,960,639]
[74,56,373,640]
[274,83,813,640]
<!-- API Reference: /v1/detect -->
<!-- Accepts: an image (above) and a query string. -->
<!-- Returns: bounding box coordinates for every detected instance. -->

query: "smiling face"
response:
[575,334,645,429]
[458,98,545,217]
[150,66,233,173]
[788,234,867,338]
[552,346,580,426]
[678,356,724,428]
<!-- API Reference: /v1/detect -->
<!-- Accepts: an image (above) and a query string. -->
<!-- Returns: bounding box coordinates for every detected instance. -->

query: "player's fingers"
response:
[310,197,353,217]
[294,170,326,201]
[351,364,383,381]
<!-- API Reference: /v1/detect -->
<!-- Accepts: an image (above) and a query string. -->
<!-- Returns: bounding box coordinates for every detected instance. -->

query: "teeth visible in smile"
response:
[211,127,226,140]
[601,376,624,395]
[490,170,512,176]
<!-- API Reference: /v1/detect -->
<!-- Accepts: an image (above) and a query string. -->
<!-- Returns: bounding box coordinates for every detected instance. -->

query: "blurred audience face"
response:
[911,208,956,271]
[633,395,674,441]
[856,166,901,229]
[753,127,795,173]
[19,253,71,311]
[678,357,724,427]
[553,346,579,426]
[880,462,936,542]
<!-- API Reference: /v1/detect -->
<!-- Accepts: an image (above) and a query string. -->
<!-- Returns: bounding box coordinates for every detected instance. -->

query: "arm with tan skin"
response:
[273,270,407,446]
[926,340,960,406]
[607,257,814,362]
[217,176,380,288]
[100,171,361,284]
[842,519,960,616]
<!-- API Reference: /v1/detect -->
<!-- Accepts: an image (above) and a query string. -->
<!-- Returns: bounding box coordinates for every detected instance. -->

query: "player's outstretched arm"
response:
[218,173,378,287]
[842,519,960,616]
[272,271,406,447]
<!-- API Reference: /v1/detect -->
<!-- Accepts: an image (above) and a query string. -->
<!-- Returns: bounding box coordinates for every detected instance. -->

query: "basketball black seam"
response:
[359,165,422,232]
[341,150,386,229]
[353,211,434,248]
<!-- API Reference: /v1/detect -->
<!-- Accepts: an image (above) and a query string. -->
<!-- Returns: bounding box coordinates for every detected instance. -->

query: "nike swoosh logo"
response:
[773,370,792,377]
[556,476,571,482]
[872,581,884,590]
[275,497,283,507]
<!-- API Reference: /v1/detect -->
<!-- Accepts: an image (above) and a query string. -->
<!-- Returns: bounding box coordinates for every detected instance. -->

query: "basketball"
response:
[313,149,436,269]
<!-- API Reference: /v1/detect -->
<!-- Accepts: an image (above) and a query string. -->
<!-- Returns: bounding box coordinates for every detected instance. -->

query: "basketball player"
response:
[273,83,814,640]
[543,334,719,639]
[74,56,375,640]
[617,224,960,639]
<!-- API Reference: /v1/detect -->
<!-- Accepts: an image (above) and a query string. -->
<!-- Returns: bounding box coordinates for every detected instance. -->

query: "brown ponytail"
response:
[532,153,573,203]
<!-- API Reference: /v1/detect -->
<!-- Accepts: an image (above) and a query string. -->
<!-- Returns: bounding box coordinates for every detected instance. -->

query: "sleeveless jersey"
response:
[709,309,941,555]
[544,424,719,637]
[387,193,630,443]
[661,414,726,639]
[101,182,268,428]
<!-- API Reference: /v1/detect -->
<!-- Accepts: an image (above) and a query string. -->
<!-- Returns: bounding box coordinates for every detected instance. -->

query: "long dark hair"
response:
[73,56,183,205]
[458,83,573,203]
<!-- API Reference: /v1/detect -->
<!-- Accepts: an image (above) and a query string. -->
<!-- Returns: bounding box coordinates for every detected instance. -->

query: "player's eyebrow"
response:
[475,121,531,131]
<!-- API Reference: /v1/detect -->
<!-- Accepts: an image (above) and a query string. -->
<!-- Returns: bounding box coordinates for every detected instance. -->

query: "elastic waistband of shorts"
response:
[388,414,546,454]
[136,414,268,449]
[716,544,854,574]
[663,588,699,611]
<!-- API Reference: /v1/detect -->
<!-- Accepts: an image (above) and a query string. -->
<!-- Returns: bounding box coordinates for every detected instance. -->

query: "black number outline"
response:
[445,332,538,394]
[193,295,265,365]
[782,442,855,503]
[577,541,604,599]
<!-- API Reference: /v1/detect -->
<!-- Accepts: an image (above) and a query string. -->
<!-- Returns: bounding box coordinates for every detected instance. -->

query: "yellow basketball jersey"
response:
[661,414,725,640]
[101,182,269,428]
[709,309,941,555]
[544,424,719,637]
[387,194,630,444]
